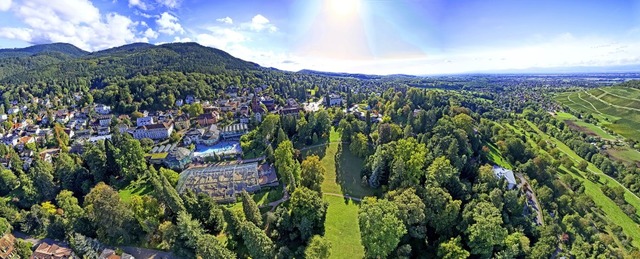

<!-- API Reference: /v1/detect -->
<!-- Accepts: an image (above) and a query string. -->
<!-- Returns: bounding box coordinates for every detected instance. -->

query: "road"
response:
[515,174,545,226]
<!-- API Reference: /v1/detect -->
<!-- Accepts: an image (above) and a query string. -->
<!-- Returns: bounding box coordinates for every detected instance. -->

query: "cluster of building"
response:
[346,104,384,123]
[0,232,134,259]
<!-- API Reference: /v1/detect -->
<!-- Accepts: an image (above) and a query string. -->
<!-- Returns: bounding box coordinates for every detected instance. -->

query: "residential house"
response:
[176,99,184,107]
[136,116,154,127]
[0,233,15,259]
[200,125,221,145]
[97,126,110,136]
[328,94,343,106]
[226,86,239,98]
[55,109,74,124]
[197,112,219,127]
[2,135,18,147]
[183,128,205,145]
[0,114,7,122]
[95,104,111,115]
[6,107,19,115]
[132,122,174,140]
[164,147,193,170]
[25,125,40,136]
[96,114,112,127]
[16,136,34,150]
[116,124,129,134]
[98,248,134,259]
[174,114,190,129]
[30,242,74,259]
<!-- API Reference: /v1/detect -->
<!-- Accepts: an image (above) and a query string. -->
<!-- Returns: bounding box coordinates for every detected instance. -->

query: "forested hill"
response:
[0,42,88,58]
[0,42,262,86]
[0,42,339,113]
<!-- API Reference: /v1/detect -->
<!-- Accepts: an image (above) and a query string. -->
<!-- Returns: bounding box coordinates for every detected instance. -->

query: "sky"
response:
[0,0,639,74]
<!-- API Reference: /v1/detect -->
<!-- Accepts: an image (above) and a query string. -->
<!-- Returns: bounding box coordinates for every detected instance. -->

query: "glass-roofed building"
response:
[176,162,278,203]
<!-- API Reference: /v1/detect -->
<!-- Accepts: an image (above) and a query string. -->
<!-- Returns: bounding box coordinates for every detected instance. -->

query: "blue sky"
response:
[0,0,639,74]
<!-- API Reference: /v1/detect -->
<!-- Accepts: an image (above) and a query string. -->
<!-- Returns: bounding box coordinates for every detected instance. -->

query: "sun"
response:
[327,0,361,16]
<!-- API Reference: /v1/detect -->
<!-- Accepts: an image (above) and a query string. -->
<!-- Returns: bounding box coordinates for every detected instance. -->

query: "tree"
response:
[186,103,204,117]
[576,160,588,171]
[350,133,369,158]
[290,187,328,241]
[386,188,426,239]
[300,155,325,194]
[196,234,237,259]
[241,221,275,259]
[149,167,185,215]
[358,197,406,258]
[275,140,301,192]
[241,190,263,227]
[0,217,11,235]
[377,123,392,145]
[53,123,69,150]
[305,235,332,259]
[438,236,470,259]
[423,186,461,236]
[55,190,84,231]
[29,158,57,202]
[464,201,507,257]
[83,142,108,182]
[84,182,139,244]
[115,134,147,182]
[0,169,18,195]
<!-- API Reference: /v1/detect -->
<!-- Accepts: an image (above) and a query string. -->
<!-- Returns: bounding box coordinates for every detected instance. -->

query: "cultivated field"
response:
[554,86,640,142]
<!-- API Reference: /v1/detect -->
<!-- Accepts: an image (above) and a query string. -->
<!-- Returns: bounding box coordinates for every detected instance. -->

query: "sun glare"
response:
[327,0,361,16]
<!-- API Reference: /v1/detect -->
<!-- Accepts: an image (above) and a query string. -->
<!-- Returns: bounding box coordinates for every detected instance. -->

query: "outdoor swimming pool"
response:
[193,141,242,157]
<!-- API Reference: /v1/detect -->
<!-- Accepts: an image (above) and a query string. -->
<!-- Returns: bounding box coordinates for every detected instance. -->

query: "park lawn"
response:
[485,142,512,169]
[226,186,284,211]
[301,127,373,258]
[329,127,341,143]
[323,195,365,259]
[524,120,640,248]
[118,180,154,203]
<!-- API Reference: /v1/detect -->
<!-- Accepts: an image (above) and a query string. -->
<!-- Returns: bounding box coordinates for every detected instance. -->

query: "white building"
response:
[493,166,517,189]
[132,122,174,140]
[136,116,155,127]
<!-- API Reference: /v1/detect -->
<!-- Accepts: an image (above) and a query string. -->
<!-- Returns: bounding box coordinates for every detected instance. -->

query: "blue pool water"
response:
[194,141,242,157]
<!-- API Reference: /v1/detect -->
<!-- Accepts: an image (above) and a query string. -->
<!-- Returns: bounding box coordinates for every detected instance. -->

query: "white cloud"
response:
[156,12,184,35]
[216,17,233,25]
[0,0,146,51]
[243,14,277,32]
[128,0,149,10]
[195,26,246,49]
[0,27,32,42]
[156,0,180,9]
[0,0,11,11]
[143,28,158,39]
